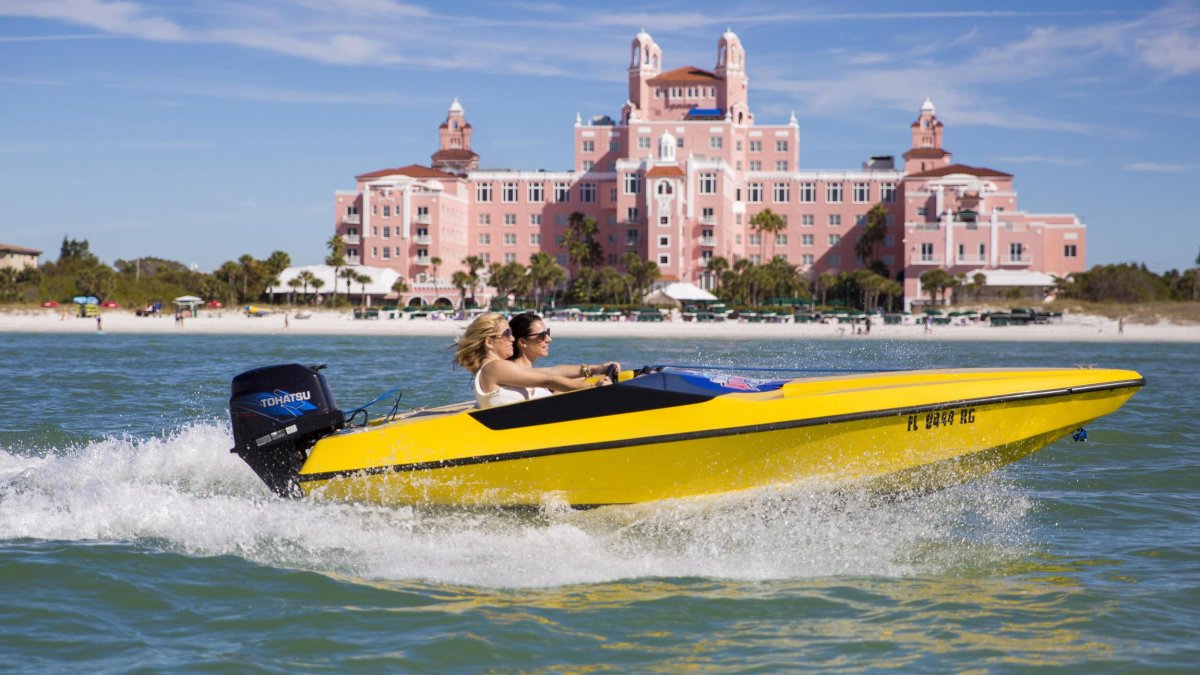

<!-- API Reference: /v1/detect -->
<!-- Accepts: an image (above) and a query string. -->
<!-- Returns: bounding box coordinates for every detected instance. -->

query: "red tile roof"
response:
[646,165,685,177]
[648,66,721,85]
[431,148,479,160]
[903,147,950,159]
[0,243,41,255]
[356,164,461,180]
[906,163,1013,179]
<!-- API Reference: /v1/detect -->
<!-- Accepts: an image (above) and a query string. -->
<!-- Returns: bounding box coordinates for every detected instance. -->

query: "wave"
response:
[0,422,1032,588]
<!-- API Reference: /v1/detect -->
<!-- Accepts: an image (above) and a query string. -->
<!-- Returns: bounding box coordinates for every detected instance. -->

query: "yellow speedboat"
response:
[228,364,1143,507]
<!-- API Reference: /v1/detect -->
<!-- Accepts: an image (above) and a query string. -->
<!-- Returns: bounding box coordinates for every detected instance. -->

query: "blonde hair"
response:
[453,312,506,372]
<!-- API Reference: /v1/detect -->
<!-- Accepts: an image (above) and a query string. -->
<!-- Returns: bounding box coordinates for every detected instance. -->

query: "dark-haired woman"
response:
[507,312,620,400]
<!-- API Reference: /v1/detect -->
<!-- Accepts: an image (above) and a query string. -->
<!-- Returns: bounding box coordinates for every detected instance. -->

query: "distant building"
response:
[333,31,1085,308]
[0,243,41,270]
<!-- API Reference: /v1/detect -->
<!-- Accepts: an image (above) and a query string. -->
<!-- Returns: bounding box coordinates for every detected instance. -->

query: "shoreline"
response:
[2,308,1196,342]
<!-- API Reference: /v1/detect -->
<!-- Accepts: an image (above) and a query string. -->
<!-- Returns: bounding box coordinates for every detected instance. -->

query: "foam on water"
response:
[0,422,1033,588]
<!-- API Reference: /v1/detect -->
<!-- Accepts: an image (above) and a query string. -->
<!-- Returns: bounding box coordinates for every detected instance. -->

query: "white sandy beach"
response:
[2,307,1196,342]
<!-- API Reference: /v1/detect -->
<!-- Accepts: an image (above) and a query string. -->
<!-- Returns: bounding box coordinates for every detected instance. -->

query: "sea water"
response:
[0,332,1197,671]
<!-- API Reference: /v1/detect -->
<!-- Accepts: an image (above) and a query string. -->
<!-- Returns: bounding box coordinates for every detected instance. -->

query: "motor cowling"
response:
[229,363,344,498]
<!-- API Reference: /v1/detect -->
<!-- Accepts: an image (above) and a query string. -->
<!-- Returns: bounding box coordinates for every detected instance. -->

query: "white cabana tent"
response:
[643,282,718,307]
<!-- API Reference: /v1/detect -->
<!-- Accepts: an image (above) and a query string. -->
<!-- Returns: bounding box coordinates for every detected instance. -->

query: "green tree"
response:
[563,212,604,302]
[706,255,730,292]
[621,252,660,305]
[816,271,839,306]
[854,204,889,271]
[391,277,410,305]
[339,267,358,305]
[749,208,786,262]
[325,235,347,301]
[451,270,472,309]
[528,252,566,310]
[919,268,955,305]
[462,255,485,308]
[355,271,373,306]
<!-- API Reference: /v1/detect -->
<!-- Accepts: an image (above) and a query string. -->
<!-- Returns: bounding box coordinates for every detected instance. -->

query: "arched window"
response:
[658,181,673,195]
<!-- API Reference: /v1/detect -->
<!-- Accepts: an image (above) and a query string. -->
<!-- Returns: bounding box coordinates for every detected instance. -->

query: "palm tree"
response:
[528,252,565,310]
[391,277,410,306]
[563,212,604,302]
[706,255,730,291]
[287,276,303,305]
[298,270,316,304]
[621,252,660,305]
[339,267,358,305]
[310,277,325,305]
[326,234,347,300]
[430,257,442,285]
[749,208,786,262]
[462,255,485,308]
[919,268,954,306]
[854,204,889,271]
[354,271,372,306]
[451,270,471,310]
[817,271,839,306]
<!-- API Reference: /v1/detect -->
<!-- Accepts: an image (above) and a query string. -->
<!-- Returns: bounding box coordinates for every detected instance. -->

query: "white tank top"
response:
[473,368,529,409]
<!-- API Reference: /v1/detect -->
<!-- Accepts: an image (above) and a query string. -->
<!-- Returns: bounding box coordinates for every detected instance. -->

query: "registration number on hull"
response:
[906,408,976,432]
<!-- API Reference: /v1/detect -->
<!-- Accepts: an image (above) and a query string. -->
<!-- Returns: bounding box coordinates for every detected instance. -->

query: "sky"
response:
[1,0,1199,273]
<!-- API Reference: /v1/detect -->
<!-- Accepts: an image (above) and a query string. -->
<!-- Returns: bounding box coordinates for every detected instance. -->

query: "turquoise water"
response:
[1,332,1197,671]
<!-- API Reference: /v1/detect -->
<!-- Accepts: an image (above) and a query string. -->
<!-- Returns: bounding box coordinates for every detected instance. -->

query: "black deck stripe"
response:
[298,377,1144,484]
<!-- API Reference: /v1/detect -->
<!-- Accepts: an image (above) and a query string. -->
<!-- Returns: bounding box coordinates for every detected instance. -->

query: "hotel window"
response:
[530,214,542,226]
[624,173,642,194]
[1010,243,1024,261]
[856,214,866,226]
[750,254,761,264]
[749,234,761,246]
[829,214,842,227]
[749,161,762,171]
[581,182,596,202]
[776,140,789,152]
[802,234,814,246]
[627,207,639,222]
[826,183,843,203]
[556,214,569,226]
[801,214,814,226]
[504,213,517,225]
[529,183,544,202]
[699,173,717,194]
[829,234,842,245]
[881,183,896,203]
[702,250,713,262]
[658,254,670,265]
[773,183,790,203]
[658,235,669,247]
[853,183,870,203]
[610,187,618,202]
[416,227,428,240]
[609,140,620,152]
[581,140,594,153]
[958,243,966,261]
[1064,244,1077,258]
[921,243,935,261]
[776,161,788,171]
[748,183,763,203]
[626,229,638,244]
[382,205,391,217]
[917,206,928,217]
[476,183,493,202]
[478,214,490,225]
[801,254,814,265]
[702,228,714,241]
[504,253,517,263]
[530,233,541,245]
[416,206,428,220]
[417,247,428,259]
[660,216,669,226]
[799,182,816,202]
[555,182,570,202]
[582,161,594,172]
[749,140,761,152]
[480,253,490,263]
[348,248,359,259]
[503,233,517,246]
[382,226,390,239]
[702,207,715,222]
[776,234,788,245]
[710,136,723,149]
[978,243,985,260]
[478,233,490,244]
[381,247,389,259]
[638,137,651,149]
[609,214,617,225]
[736,140,743,151]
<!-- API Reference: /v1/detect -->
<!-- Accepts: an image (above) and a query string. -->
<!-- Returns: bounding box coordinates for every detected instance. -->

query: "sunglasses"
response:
[528,328,551,342]
[492,328,513,339]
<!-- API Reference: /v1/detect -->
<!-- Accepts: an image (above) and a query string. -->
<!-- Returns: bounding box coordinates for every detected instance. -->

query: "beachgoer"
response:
[96,316,102,332]
[1118,316,1125,336]
[506,312,620,400]
[453,312,614,409]
[284,313,290,330]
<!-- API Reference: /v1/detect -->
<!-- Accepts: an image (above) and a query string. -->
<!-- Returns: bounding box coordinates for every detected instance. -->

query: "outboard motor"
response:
[229,364,344,498]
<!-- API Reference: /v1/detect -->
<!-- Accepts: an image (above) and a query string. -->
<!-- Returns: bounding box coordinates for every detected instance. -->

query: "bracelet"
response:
[581,364,593,378]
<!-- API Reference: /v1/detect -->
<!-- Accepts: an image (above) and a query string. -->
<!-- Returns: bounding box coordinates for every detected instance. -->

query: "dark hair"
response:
[506,312,542,361]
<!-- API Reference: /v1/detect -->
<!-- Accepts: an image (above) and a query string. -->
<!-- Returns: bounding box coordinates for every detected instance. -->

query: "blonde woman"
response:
[454,312,616,409]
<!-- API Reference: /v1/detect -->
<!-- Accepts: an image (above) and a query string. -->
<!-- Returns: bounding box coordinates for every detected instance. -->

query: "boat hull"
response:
[296,368,1143,506]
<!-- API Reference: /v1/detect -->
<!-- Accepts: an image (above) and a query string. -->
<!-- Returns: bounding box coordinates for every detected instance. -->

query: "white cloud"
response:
[993,155,1088,167]
[1125,162,1195,172]
[1,0,186,41]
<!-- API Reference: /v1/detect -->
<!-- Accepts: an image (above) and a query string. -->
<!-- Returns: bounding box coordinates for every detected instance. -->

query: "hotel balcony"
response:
[700,216,717,225]
[913,256,944,265]
[414,214,431,224]
[414,235,431,244]
[1002,256,1033,266]
[341,234,360,245]
[415,256,431,266]
[343,214,361,225]
[699,237,717,246]
[625,239,639,247]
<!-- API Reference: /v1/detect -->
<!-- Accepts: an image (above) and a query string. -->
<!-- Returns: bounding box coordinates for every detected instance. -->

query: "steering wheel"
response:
[603,363,620,383]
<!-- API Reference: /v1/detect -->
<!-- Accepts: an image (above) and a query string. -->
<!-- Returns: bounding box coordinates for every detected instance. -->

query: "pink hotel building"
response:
[334,30,1086,308]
